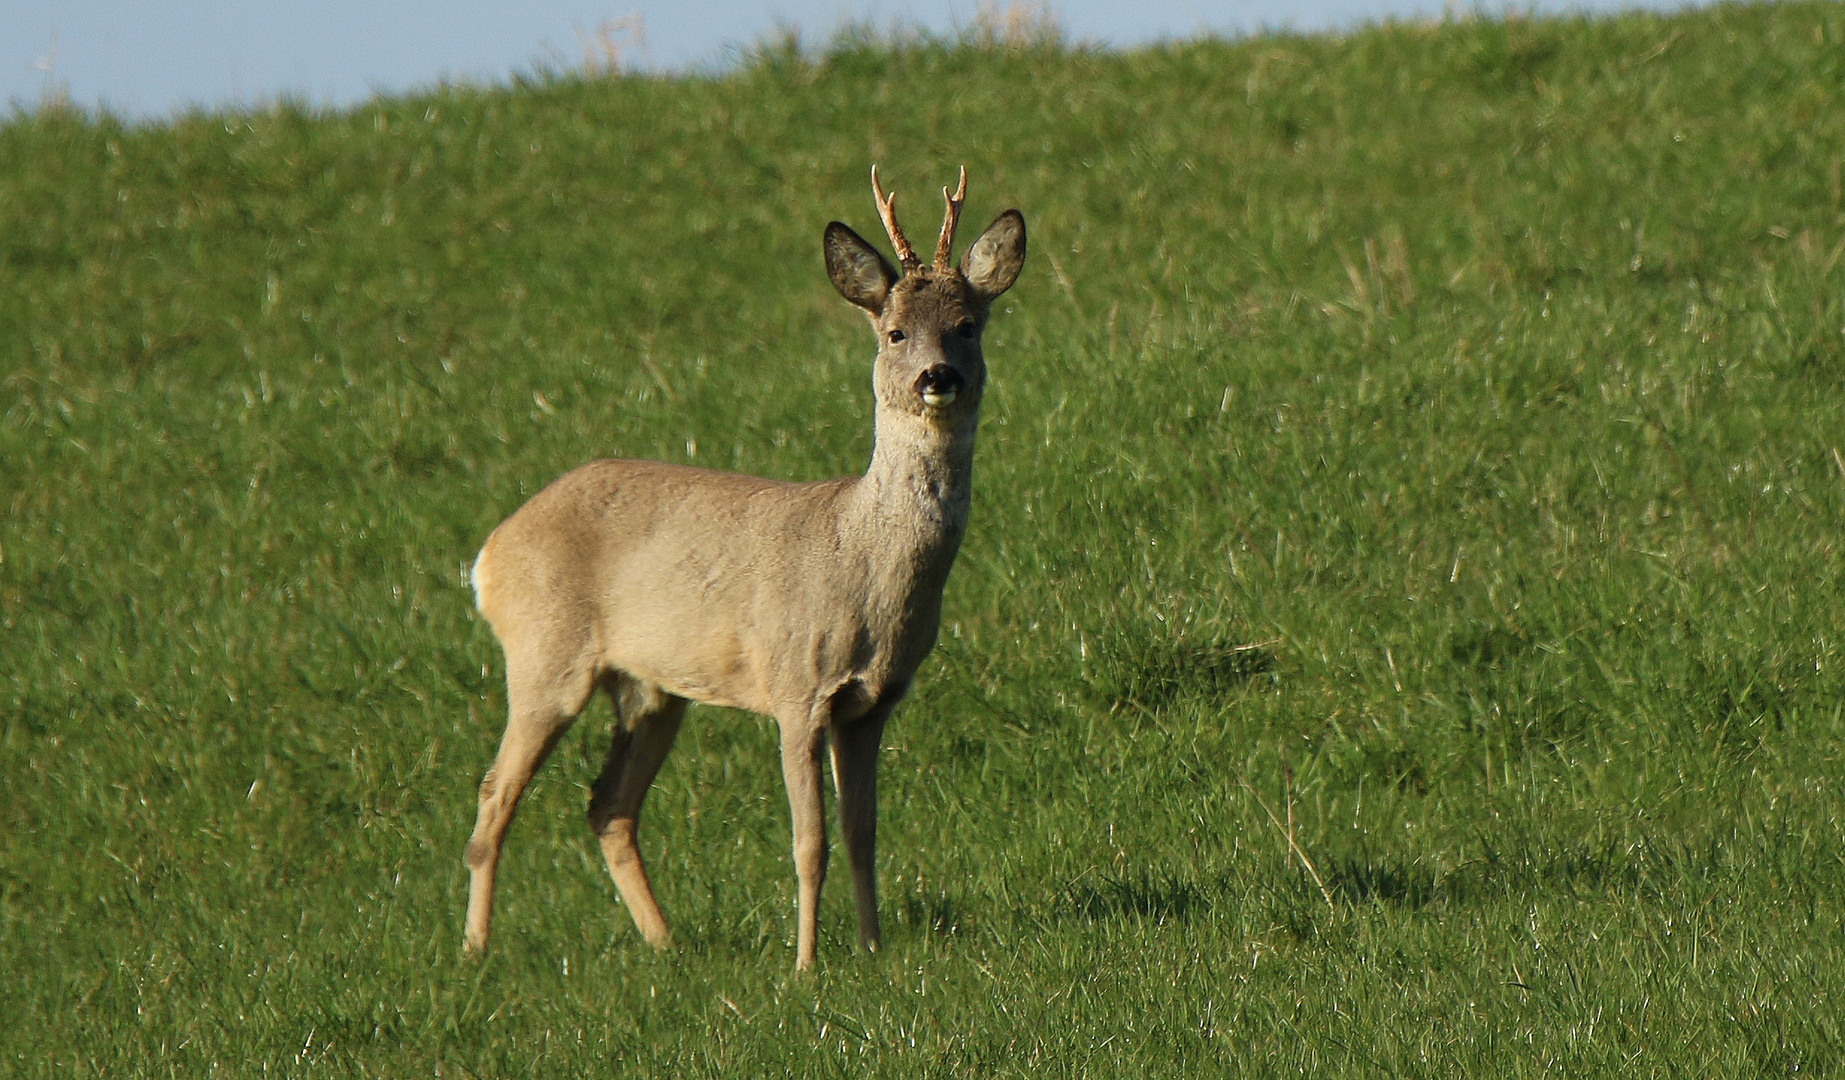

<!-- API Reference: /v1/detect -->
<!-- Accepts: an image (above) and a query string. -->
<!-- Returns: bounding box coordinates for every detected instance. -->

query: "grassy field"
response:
[5,2,1845,1074]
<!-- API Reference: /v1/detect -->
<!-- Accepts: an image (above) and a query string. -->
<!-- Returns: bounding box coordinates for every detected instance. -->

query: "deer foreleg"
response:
[779,719,830,971]
[830,706,889,952]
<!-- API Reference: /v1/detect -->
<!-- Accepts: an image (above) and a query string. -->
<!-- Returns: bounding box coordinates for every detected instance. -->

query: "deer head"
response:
[823,166,1027,427]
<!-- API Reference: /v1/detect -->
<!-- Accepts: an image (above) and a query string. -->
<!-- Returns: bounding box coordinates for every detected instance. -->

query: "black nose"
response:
[915,365,965,400]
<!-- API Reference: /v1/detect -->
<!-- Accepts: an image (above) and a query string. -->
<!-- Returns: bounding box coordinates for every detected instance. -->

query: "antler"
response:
[870,165,920,271]
[934,166,967,272]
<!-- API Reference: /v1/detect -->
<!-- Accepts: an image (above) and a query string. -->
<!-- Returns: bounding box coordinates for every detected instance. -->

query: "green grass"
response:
[6,2,1845,1073]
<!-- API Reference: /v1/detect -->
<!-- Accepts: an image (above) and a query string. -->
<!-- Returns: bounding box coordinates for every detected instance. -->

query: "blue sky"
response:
[3,0,1701,120]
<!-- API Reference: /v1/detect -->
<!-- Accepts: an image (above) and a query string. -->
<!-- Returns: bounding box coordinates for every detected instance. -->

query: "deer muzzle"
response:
[916,364,965,407]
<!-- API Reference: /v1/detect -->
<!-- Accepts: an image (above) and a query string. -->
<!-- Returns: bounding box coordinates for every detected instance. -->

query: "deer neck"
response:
[849,406,978,554]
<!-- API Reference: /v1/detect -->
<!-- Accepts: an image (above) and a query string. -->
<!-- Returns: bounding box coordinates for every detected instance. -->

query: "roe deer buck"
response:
[463,166,1026,970]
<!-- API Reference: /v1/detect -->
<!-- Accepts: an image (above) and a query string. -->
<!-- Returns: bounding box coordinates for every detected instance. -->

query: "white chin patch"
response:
[921,388,958,407]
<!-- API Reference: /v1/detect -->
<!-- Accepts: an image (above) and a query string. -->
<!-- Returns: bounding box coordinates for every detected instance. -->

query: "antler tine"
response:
[870,164,920,270]
[934,165,968,271]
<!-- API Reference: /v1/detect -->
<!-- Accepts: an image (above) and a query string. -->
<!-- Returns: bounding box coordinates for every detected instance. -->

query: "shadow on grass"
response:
[896,890,967,937]
[1039,869,1328,943]
[1324,837,1702,910]
[1062,869,1211,924]
[1098,640,1276,712]
[941,833,1764,944]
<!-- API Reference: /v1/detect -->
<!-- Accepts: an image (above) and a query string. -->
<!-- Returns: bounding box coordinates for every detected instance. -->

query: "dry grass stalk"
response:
[577,15,648,75]
[1236,755,1335,913]
[971,3,1062,47]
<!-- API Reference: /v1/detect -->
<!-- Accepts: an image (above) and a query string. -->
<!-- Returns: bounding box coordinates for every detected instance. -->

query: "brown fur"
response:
[463,170,1026,970]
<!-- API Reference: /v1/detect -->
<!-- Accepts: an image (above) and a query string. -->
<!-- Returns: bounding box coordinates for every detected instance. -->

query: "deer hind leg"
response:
[587,673,687,949]
[464,647,597,954]
[830,705,890,953]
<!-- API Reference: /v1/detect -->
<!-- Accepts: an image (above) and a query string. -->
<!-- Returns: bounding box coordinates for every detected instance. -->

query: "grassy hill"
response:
[5,2,1845,1074]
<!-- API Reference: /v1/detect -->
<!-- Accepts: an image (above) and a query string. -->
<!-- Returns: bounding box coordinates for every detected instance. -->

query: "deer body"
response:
[463,168,1025,969]
[472,440,968,722]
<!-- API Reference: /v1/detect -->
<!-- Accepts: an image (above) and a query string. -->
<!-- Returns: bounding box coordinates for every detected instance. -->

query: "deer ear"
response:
[824,221,899,313]
[960,209,1026,300]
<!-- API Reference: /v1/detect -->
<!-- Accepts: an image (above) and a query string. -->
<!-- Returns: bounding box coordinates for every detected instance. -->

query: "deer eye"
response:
[888,329,906,344]
[955,321,977,339]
